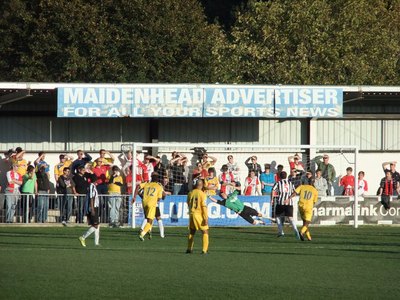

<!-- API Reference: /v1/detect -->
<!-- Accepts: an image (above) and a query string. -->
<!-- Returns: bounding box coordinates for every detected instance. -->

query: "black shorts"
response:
[275,204,293,217]
[239,206,259,224]
[87,208,99,226]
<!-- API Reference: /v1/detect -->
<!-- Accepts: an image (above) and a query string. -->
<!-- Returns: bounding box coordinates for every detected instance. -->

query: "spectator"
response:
[58,167,75,226]
[315,154,336,196]
[169,152,188,195]
[358,171,368,196]
[5,164,22,223]
[21,165,37,223]
[201,152,217,171]
[54,154,74,187]
[12,147,29,177]
[92,159,109,222]
[34,151,50,178]
[192,162,208,183]
[73,165,89,223]
[378,171,399,210]
[143,155,155,180]
[381,161,400,182]
[108,166,124,227]
[339,167,355,196]
[204,167,220,196]
[244,170,261,196]
[245,156,262,177]
[288,168,303,188]
[121,150,133,176]
[219,164,236,195]
[71,150,92,174]
[36,165,50,223]
[153,155,167,178]
[301,170,314,186]
[161,176,173,195]
[288,153,305,172]
[226,155,240,180]
[95,149,115,166]
[260,164,275,195]
[274,164,284,182]
[314,170,328,197]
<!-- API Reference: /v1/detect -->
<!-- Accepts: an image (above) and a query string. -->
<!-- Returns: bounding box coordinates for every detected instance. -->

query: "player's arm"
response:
[208,155,217,165]
[132,184,141,204]
[208,196,217,203]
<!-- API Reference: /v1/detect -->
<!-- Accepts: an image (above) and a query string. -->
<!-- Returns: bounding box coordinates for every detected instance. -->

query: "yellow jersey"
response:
[187,189,208,217]
[140,182,164,207]
[108,175,123,193]
[295,185,318,210]
[11,158,28,176]
[205,176,220,196]
[54,160,72,178]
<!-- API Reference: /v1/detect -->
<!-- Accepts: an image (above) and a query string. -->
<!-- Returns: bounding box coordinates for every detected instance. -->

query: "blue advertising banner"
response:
[129,195,272,227]
[57,85,343,118]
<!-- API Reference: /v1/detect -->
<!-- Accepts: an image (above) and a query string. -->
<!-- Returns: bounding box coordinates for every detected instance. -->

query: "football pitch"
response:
[0,226,399,300]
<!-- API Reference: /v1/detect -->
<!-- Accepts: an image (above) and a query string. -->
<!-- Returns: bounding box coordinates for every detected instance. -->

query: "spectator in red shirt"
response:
[358,171,368,196]
[339,167,355,196]
[288,153,305,173]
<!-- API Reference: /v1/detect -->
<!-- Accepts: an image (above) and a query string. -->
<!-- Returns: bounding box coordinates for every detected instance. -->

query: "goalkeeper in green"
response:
[208,191,271,225]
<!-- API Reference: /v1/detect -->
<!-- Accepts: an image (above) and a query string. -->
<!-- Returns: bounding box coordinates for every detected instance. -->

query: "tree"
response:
[214,0,400,85]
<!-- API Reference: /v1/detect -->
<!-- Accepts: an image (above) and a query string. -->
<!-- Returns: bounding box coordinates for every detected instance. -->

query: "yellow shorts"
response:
[299,207,313,222]
[189,214,209,231]
[144,205,156,220]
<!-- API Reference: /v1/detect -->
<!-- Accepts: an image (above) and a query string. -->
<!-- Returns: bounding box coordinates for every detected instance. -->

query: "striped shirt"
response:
[89,183,99,208]
[272,179,295,205]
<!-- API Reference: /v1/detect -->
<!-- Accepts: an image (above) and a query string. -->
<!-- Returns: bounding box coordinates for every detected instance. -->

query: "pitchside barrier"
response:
[0,193,399,225]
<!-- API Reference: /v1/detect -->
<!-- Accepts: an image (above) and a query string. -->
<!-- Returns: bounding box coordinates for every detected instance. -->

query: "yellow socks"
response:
[202,233,209,252]
[141,222,152,237]
[187,234,194,250]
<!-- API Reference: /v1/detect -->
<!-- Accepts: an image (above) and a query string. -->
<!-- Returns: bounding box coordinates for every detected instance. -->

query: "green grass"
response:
[0,225,400,300]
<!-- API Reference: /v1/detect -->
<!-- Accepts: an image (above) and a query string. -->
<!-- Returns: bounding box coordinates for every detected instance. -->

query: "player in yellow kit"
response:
[286,184,318,241]
[133,172,165,241]
[186,179,209,254]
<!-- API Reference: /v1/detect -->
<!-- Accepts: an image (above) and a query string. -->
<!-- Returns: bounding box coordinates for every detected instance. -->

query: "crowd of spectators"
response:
[2,146,387,224]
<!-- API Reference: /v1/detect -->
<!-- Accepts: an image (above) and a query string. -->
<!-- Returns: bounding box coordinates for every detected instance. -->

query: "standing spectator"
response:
[260,164,275,195]
[143,155,155,181]
[5,164,22,223]
[121,150,133,176]
[315,154,336,196]
[226,155,240,181]
[204,167,220,196]
[12,147,29,177]
[288,153,305,172]
[34,152,50,178]
[288,168,303,188]
[301,170,314,186]
[314,170,328,197]
[95,149,115,166]
[154,155,167,178]
[21,165,37,223]
[219,164,236,195]
[73,166,89,223]
[192,162,208,184]
[54,154,74,183]
[58,167,75,226]
[271,171,299,239]
[378,171,399,210]
[169,152,188,195]
[92,158,110,223]
[358,171,368,196]
[36,165,50,223]
[201,152,217,171]
[381,161,400,182]
[245,156,262,177]
[54,154,74,209]
[71,150,92,174]
[244,170,261,196]
[161,176,173,195]
[108,166,124,227]
[274,164,284,182]
[339,167,355,196]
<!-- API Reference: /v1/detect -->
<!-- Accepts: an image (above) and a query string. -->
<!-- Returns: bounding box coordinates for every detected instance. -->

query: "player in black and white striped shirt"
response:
[79,183,100,247]
[271,171,300,239]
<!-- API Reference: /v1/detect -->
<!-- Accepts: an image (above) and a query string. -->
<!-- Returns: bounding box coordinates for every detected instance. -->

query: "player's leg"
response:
[139,206,155,240]
[286,205,300,239]
[187,225,196,253]
[140,218,147,231]
[201,229,209,254]
[239,206,264,225]
[275,205,285,236]
[155,207,164,238]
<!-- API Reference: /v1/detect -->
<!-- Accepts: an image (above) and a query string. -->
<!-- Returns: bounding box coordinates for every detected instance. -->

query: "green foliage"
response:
[0,0,220,83]
[214,0,400,85]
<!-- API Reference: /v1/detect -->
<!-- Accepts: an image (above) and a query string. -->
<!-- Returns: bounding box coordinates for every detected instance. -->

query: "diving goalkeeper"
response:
[208,190,273,225]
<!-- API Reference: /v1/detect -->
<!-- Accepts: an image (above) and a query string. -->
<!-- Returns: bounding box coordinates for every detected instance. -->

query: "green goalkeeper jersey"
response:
[222,190,245,213]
